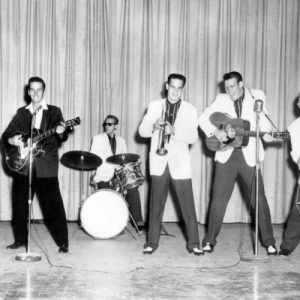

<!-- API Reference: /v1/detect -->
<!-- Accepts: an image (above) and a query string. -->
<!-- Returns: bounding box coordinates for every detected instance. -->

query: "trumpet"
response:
[156,103,168,156]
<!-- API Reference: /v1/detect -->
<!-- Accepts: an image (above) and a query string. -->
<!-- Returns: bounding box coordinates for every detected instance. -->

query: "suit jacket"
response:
[198,89,272,166]
[3,104,68,177]
[90,133,127,182]
[139,99,198,179]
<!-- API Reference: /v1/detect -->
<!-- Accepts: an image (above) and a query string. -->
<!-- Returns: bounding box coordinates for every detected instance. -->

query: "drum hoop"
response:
[89,188,123,197]
[125,161,141,167]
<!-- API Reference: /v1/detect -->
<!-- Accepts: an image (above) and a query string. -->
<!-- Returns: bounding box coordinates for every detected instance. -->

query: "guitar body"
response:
[5,131,47,174]
[5,145,45,174]
[5,117,80,173]
[205,112,250,151]
[204,112,289,152]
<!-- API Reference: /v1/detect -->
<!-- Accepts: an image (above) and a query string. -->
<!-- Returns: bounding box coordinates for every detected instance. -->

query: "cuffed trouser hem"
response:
[187,243,200,251]
[144,242,159,250]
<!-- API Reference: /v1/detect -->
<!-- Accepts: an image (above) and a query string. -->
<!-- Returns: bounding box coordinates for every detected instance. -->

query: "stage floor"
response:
[0,222,299,299]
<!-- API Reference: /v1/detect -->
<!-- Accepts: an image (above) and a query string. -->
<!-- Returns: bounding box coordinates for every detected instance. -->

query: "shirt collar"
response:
[166,98,182,107]
[26,99,48,114]
[235,88,245,102]
[106,133,116,139]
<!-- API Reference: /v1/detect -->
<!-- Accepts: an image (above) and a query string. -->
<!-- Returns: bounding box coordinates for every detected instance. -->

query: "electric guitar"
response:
[205,112,289,151]
[5,117,81,173]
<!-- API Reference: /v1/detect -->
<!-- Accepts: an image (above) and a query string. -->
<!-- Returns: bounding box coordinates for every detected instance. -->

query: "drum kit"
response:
[61,151,144,239]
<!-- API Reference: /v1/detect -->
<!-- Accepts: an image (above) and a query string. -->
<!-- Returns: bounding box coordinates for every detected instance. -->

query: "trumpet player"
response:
[139,73,203,255]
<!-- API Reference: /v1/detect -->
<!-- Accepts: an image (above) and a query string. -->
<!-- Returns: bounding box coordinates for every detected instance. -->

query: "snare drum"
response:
[80,189,129,239]
[117,162,144,190]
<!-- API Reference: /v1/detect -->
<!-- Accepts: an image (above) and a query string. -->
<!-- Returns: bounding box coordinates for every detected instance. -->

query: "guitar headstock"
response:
[272,131,290,139]
[65,117,81,130]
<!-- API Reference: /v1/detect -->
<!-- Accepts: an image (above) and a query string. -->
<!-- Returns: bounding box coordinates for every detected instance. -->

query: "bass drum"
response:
[80,189,129,239]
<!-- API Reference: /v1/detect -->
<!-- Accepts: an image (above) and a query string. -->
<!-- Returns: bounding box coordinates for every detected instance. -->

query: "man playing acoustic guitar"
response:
[3,77,69,253]
[198,71,278,255]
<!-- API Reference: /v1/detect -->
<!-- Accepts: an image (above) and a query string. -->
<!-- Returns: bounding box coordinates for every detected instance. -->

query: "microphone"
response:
[33,105,42,115]
[254,100,263,113]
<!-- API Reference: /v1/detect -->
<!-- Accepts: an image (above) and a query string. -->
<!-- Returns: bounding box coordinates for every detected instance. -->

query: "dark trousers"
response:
[96,181,144,225]
[12,173,68,247]
[203,149,275,248]
[280,202,300,252]
[145,165,200,251]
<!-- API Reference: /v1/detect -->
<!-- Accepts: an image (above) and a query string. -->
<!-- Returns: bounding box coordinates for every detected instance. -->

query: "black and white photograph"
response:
[0,0,299,299]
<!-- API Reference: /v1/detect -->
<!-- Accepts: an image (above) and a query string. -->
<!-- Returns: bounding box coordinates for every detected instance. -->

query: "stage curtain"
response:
[0,0,299,224]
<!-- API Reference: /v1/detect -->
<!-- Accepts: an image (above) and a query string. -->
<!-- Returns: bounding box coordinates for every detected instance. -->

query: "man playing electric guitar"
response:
[2,76,69,253]
[198,71,277,255]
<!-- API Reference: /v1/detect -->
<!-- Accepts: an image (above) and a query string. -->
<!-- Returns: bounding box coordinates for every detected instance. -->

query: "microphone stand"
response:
[241,106,269,262]
[254,110,260,256]
[16,111,41,262]
[296,175,300,215]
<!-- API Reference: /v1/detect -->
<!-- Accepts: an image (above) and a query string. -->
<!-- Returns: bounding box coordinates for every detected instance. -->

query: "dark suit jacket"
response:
[3,104,68,177]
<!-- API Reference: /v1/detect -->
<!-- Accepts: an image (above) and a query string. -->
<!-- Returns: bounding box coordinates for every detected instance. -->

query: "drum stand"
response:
[78,168,85,226]
[120,187,141,236]
[160,223,175,237]
[60,150,102,229]
[117,165,142,235]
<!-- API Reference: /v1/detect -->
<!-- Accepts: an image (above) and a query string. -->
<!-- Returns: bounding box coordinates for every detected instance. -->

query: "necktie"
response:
[234,99,242,118]
[108,135,116,155]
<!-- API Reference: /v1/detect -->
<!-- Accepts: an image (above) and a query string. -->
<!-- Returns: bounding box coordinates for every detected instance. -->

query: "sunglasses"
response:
[103,122,115,127]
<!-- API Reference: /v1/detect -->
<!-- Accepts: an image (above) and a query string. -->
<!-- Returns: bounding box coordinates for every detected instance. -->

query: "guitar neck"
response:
[239,130,288,139]
[32,127,58,144]
[245,131,265,137]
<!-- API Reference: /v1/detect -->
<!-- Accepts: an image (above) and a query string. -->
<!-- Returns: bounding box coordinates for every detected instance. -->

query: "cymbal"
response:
[61,151,102,171]
[106,153,140,165]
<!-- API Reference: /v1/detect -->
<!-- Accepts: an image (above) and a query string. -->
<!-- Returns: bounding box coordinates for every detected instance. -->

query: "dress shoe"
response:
[137,225,146,232]
[136,221,146,232]
[6,241,26,249]
[202,243,214,253]
[267,245,278,256]
[279,248,292,256]
[58,245,69,253]
[143,246,155,254]
[189,247,204,256]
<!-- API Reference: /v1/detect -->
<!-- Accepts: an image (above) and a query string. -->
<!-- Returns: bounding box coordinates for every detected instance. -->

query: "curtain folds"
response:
[0,0,299,223]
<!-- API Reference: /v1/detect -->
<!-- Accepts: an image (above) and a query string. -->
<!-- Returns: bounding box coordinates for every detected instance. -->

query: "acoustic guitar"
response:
[5,117,81,173]
[205,112,289,151]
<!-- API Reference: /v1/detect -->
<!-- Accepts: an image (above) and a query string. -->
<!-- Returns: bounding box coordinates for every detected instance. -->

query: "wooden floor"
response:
[0,222,299,299]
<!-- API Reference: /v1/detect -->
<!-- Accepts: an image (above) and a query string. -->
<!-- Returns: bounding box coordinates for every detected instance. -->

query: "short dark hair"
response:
[167,73,186,87]
[223,71,243,83]
[28,77,46,90]
[104,114,119,125]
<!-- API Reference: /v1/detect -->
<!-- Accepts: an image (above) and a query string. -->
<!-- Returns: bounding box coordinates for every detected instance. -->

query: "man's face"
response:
[166,78,184,103]
[103,117,117,135]
[224,78,244,101]
[28,81,44,104]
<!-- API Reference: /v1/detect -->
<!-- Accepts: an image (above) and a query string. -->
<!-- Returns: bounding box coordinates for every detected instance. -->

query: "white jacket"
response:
[198,89,272,167]
[139,99,198,179]
[288,117,300,164]
[90,133,126,182]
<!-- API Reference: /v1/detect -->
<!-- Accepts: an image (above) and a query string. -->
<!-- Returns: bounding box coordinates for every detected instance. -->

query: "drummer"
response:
[90,114,145,231]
